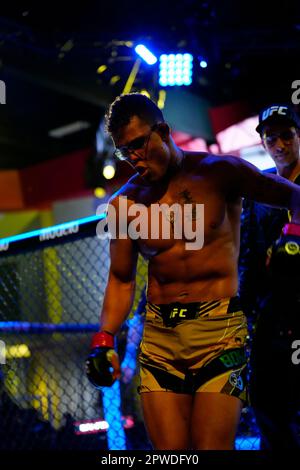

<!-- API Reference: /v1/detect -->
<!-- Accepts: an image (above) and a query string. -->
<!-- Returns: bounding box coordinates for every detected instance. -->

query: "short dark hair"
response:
[105,93,164,136]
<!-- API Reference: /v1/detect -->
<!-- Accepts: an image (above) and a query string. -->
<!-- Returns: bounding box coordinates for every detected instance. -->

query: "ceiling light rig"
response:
[159,53,193,87]
[94,39,204,96]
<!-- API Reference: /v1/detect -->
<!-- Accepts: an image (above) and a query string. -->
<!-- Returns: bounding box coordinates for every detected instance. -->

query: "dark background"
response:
[0,0,299,169]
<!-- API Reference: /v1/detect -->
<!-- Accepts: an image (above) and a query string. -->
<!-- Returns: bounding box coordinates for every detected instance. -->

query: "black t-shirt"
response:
[238,172,300,320]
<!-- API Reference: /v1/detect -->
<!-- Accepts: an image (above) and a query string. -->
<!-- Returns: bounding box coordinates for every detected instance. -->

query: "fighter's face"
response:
[113,115,171,183]
[262,123,300,168]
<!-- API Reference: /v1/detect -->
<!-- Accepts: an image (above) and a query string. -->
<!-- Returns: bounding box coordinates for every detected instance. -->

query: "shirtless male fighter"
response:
[86,94,300,450]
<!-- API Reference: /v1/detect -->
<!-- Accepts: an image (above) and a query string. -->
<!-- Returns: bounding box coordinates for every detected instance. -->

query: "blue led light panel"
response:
[159,53,193,87]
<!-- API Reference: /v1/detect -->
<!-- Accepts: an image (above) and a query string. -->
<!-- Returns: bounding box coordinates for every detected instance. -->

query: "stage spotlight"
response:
[135,44,157,65]
[199,58,208,68]
[94,187,106,199]
[159,53,193,87]
[102,159,116,180]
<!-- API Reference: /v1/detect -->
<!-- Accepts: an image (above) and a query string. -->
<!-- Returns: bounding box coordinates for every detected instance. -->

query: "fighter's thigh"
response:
[191,392,242,450]
[141,392,193,450]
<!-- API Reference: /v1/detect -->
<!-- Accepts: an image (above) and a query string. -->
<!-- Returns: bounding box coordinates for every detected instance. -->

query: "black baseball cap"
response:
[256,104,300,134]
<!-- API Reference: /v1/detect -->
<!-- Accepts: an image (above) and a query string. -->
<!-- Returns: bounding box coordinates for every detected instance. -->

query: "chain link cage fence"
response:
[0,215,260,451]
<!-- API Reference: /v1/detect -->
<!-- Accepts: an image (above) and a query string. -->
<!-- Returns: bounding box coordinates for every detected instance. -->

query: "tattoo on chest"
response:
[179,189,194,204]
[178,189,198,221]
[165,188,198,230]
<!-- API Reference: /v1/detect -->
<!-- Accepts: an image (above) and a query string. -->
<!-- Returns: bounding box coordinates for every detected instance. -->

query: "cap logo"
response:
[262,105,288,120]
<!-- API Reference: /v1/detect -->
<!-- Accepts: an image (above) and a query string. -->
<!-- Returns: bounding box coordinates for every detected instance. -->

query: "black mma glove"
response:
[85,331,120,388]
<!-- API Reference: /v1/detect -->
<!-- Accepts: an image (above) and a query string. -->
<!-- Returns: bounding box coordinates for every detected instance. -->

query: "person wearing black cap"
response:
[239,103,300,449]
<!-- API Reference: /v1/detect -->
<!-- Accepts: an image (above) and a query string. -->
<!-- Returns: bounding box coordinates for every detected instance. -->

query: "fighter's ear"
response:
[155,122,171,141]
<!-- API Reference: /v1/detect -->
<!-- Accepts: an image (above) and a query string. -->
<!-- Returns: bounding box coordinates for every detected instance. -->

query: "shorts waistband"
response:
[147,296,242,327]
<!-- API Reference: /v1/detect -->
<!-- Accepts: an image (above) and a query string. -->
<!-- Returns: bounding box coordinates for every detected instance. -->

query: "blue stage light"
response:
[135,44,157,65]
[159,53,193,86]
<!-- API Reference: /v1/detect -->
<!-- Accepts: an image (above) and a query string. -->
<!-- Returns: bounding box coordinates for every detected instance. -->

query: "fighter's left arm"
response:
[215,155,300,224]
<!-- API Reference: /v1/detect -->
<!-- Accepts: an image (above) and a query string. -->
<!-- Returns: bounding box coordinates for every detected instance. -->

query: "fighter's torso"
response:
[121,152,242,302]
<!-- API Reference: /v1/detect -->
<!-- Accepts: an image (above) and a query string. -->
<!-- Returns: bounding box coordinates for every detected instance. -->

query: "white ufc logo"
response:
[262,105,288,120]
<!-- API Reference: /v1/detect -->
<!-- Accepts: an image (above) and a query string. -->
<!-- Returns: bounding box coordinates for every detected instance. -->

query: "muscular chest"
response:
[133,175,227,256]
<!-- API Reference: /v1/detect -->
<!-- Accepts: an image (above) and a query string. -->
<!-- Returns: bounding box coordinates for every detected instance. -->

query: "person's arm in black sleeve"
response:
[238,198,259,319]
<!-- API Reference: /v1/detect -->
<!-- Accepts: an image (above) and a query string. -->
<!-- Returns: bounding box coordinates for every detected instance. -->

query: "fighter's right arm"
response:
[100,237,138,334]
[99,196,139,335]
[85,196,139,388]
